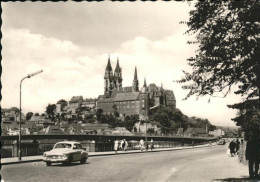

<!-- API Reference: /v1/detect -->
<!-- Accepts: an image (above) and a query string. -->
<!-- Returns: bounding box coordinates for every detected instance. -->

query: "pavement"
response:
[1,143,215,165]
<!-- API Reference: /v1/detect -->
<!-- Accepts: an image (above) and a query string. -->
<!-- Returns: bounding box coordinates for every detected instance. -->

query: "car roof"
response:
[55,141,80,145]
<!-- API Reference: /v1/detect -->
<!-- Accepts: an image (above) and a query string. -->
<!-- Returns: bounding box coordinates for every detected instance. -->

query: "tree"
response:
[124,115,139,131]
[178,1,260,131]
[112,103,120,118]
[46,104,56,119]
[228,100,260,136]
[96,109,103,121]
[26,112,33,120]
[35,113,39,116]
[147,128,155,135]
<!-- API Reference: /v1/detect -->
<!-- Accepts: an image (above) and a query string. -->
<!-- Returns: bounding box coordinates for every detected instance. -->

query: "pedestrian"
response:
[235,138,240,154]
[121,139,126,151]
[245,133,259,179]
[150,139,154,151]
[139,139,144,151]
[119,140,124,151]
[124,140,128,151]
[145,140,149,151]
[114,139,119,153]
[229,140,236,157]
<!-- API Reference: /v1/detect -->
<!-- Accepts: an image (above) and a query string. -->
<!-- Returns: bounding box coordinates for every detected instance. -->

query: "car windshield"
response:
[54,143,72,149]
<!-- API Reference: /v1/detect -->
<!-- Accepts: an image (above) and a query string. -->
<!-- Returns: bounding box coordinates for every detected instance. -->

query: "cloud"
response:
[1,26,240,127]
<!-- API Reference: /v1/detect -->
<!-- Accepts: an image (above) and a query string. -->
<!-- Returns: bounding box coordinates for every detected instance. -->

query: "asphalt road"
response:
[1,145,248,182]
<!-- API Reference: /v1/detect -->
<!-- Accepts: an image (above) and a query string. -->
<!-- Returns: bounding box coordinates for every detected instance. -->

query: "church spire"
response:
[134,66,138,80]
[104,54,113,97]
[144,77,147,87]
[132,66,139,92]
[114,57,122,89]
[106,54,112,71]
[115,57,120,72]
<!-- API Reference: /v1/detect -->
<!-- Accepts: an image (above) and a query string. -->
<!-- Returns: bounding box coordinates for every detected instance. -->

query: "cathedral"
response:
[96,56,176,119]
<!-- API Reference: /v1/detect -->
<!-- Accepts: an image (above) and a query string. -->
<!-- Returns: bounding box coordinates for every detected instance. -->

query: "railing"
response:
[1,134,218,158]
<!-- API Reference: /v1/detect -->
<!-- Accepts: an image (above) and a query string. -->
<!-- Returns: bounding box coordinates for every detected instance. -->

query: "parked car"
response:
[218,139,226,145]
[43,141,88,166]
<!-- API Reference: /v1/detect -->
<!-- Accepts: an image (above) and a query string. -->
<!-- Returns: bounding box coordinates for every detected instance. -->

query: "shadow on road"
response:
[214,176,255,182]
[47,162,90,167]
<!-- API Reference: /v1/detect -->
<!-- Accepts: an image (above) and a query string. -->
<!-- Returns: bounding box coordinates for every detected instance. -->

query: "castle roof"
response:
[114,92,140,102]
[97,97,114,103]
[148,84,158,92]
[165,90,176,100]
[118,86,133,93]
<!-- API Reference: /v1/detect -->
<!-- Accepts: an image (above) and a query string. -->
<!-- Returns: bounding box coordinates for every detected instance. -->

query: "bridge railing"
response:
[1,134,218,158]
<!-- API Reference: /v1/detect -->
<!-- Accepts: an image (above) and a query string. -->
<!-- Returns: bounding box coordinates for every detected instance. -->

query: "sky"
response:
[1,1,241,127]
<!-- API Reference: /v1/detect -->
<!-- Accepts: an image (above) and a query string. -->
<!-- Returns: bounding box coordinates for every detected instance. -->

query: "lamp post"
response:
[19,70,43,161]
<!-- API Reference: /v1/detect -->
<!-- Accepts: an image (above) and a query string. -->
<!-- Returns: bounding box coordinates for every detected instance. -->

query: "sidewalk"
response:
[1,143,214,165]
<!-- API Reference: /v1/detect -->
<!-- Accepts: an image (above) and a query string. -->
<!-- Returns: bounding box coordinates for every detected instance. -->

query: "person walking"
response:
[229,140,236,157]
[124,140,128,151]
[114,139,119,154]
[150,139,154,151]
[121,139,126,151]
[245,133,260,179]
[139,139,144,151]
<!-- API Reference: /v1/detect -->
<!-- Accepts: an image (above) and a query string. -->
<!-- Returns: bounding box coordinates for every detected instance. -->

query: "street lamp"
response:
[19,70,43,160]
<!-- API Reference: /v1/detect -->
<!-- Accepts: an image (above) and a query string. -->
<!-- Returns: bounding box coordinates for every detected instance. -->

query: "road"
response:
[1,145,249,182]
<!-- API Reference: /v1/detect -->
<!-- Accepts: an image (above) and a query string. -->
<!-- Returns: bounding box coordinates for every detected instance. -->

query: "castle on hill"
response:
[96,56,176,119]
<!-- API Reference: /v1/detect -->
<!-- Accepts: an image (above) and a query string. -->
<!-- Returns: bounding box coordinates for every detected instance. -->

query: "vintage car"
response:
[43,141,88,166]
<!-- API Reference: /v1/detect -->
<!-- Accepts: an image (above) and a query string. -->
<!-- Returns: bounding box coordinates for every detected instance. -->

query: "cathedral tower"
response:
[132,66,139,92]
[140,78,149,117]
[104,55,113,97]
[114,58,123,89]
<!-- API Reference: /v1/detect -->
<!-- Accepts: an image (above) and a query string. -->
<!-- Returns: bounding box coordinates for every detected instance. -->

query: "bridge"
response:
[1,134,218,158]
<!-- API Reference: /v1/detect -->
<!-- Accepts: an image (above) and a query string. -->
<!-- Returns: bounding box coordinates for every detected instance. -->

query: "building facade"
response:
[97,56,176,118]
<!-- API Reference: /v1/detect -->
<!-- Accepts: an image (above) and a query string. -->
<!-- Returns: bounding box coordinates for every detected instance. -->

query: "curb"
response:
[1,144,216,165]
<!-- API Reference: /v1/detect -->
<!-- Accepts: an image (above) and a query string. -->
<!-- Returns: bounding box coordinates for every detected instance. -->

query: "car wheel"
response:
[46,162,51,166]
[80,157,86,164]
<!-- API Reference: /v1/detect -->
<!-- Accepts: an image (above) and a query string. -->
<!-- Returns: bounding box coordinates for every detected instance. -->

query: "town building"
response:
[55,99,68,114]
[133,122,160,134]
[82,98,96,109]
[55,97,97,118]
[97,56,176,118]
[67,96,84,114]
[1,107,25,123]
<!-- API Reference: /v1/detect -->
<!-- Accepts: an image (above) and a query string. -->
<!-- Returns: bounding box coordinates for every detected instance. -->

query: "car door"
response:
[72,144,82,161]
